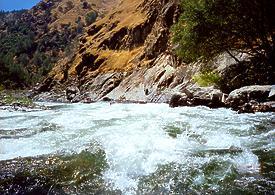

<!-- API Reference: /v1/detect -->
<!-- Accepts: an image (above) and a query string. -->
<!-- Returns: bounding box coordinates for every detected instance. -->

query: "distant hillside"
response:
[36,0,182,102]
[0,0,113,89]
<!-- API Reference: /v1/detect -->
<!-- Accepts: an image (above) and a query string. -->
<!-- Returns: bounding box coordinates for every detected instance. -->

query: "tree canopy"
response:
[0,9,83,89]
[85,11,97,26]
[172,0,275,65]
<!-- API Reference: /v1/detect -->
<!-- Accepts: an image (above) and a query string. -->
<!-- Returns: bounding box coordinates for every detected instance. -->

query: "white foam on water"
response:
[0,102,274,193]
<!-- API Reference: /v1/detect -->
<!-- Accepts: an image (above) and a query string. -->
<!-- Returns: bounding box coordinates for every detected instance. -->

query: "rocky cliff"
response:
[37,0,186,102]
[35,0,274,113]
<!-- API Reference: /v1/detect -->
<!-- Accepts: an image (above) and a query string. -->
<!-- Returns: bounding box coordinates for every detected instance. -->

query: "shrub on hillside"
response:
[192,71,221,87]
[85,11,97,26]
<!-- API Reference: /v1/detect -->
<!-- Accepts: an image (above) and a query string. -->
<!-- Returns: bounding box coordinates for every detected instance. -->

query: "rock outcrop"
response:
[226,85,273,107]
[225,85,275,113]
[215,54,275,93]
[169,85,225,108]
[34,0,274,114]
[37,0,185,102]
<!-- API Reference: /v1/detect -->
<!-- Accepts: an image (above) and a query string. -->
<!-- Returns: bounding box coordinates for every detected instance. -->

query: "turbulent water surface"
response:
[0,102,274,194]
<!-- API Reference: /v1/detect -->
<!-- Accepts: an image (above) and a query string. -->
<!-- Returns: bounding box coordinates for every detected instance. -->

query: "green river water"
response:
[0,102,274,194]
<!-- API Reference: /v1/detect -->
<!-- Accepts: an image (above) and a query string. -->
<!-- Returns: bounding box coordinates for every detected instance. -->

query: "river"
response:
[0,102,274,194]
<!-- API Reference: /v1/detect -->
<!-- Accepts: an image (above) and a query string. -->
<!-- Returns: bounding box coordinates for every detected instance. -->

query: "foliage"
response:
[0,7,84,89]
[0,84,4,91]
[192,71,221,87]
[0,91,34,107]
[0,10,38,88]
[172,0,275,64]
[32,52,53,76]
[85,11,97,26]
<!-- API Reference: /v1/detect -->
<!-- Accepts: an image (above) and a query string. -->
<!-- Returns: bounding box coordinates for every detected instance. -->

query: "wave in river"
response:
[0,103,274,194]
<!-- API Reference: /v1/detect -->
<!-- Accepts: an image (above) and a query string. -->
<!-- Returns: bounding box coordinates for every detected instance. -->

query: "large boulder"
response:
[66,86,80,102]
[226,85,273,109]
[169,85,225,108]
[169,93,188,108]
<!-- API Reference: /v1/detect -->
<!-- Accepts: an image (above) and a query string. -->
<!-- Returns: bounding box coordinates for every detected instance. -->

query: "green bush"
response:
[0,84,4,91]
[1,93,33,106]
[192,71,221,87]
[85,11,97,26]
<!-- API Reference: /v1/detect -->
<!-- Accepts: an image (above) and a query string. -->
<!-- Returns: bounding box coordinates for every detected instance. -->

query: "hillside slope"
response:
[37,0,188,102]
[36,0,274,108]
[0,0,115,88]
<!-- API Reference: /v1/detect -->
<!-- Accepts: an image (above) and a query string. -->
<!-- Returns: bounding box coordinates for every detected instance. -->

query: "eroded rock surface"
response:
[35,0,274,114]
[36,0,184,102]
[226,85,273,108]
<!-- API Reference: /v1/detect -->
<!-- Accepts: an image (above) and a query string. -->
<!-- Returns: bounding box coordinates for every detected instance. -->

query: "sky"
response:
[0,0,40,11]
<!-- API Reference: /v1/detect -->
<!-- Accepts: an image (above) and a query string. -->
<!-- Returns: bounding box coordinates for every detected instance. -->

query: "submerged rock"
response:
[0,148,108,195]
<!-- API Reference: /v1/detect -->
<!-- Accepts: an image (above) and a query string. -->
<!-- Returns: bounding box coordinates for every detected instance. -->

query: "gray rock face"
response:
[269,85,275,98]
[66,86,80,102]
[105,54,198,103]
[215,53,274,93]
[34,92,67,103]
[169,85,225,108]
[226,85,272,109]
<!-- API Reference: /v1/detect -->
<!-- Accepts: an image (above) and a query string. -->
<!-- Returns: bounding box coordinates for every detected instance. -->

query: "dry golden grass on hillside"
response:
[52,0,150,79]
[49,0,118,30]
[98,47,143,72]
[74,0,146,71]
[95,0,145,29]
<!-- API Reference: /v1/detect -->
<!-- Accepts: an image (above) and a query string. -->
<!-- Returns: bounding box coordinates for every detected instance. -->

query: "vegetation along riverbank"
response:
[0,0,274,193]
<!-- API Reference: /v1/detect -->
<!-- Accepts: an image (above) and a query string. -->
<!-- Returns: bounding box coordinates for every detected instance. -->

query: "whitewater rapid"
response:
[0,102,274,194]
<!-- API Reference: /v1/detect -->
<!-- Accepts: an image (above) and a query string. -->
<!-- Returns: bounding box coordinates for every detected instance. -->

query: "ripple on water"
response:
[0,103,274,194]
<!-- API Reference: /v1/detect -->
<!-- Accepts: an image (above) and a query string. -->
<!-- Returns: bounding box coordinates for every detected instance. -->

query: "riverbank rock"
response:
[238,101,275,113]
[34,91,67,102]
[269,85,275,98]
[0,90,46,111]
[169,85,225,108]
[169,93,188,108]
[226,85,273,110]
[66,86,80,102]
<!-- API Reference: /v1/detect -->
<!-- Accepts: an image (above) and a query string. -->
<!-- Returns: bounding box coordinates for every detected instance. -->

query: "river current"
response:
[0,102,274,194]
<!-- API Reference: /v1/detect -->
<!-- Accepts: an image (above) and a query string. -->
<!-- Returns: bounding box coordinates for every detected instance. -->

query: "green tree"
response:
[172,0,275,64]
[85,11,97,26]
[32,52,53,76]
